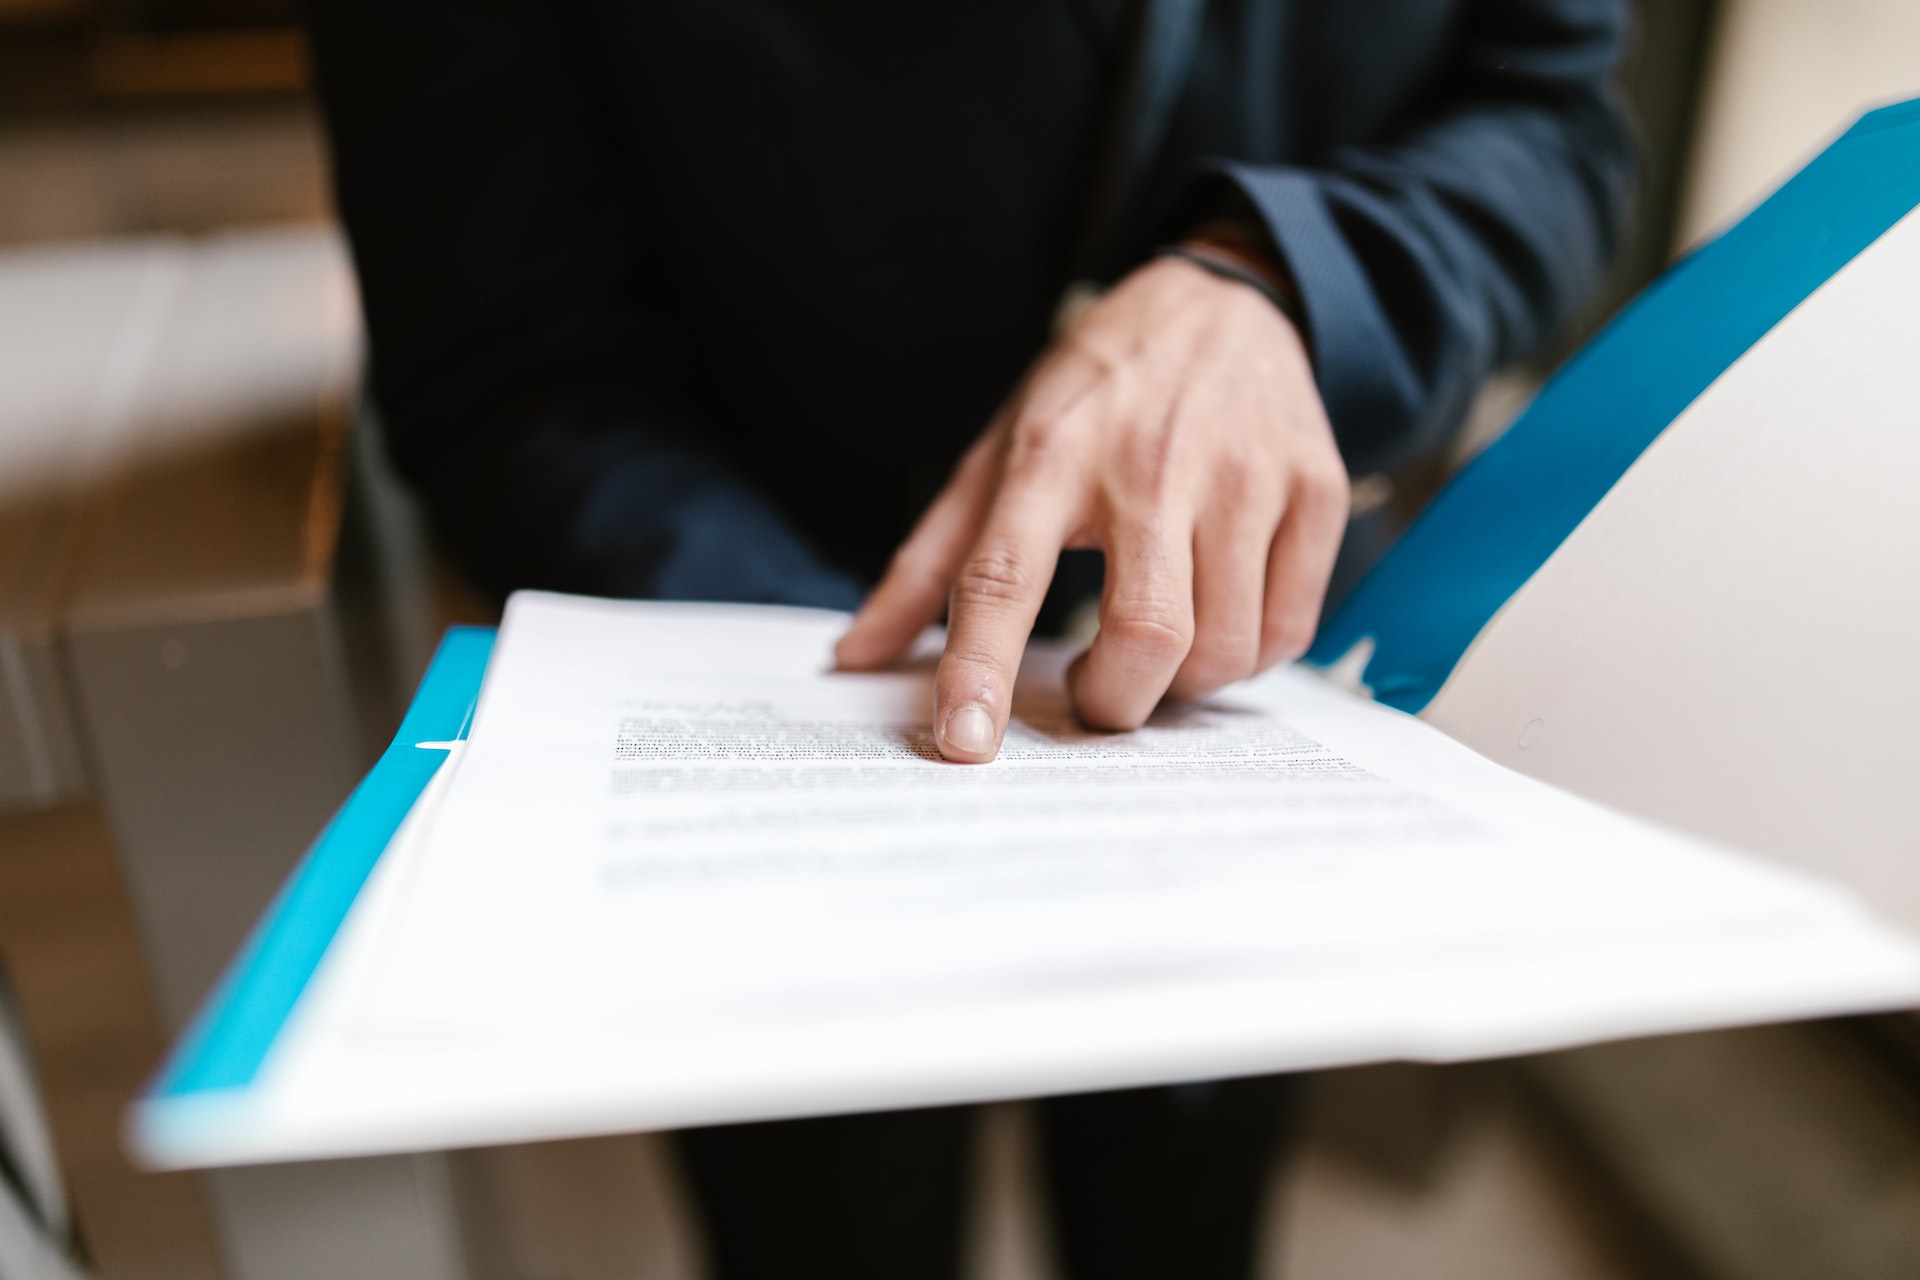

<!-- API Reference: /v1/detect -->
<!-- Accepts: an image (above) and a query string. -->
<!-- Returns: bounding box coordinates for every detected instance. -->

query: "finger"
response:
[1258,464,1349,671]
[933,475,1078,762]
[835,433,1000,670]
[1167,486,1275,702]
[1070,510,1195,731]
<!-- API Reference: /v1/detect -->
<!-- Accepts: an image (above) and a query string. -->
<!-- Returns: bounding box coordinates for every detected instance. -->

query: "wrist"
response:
[1159,229,1308,341]
[1180,219,1290,293]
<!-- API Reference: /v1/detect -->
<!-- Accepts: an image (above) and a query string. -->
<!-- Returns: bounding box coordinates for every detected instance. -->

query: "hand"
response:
[834,247,1349,762]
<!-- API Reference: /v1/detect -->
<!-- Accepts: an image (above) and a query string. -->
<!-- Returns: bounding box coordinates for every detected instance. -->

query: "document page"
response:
[237,592,1920,1161]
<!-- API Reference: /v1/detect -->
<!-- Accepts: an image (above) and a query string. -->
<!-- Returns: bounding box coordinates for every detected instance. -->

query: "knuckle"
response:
[1212,455,1267,508]
[1103,601,1194,662]
[1005,414,1075,474]
[1184,635,1259,689]
[1059,328,1129,377]
[1211,448,1252,491]
[1263,611,1318,663]
[951,543,1035,613]
[1301,461,1352,514]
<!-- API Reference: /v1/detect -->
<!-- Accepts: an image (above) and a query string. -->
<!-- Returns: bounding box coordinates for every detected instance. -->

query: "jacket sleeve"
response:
[1186,0,1635,475]
[305,0,865,609]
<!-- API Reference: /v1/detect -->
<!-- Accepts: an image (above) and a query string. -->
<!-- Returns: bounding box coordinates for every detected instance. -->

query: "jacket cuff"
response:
[1167,161,1422,474]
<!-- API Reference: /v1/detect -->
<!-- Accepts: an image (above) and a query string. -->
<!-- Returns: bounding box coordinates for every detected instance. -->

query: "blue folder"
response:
[1307,96,1920,711]
[149,626,496,1104]
[138,99,1920,1153]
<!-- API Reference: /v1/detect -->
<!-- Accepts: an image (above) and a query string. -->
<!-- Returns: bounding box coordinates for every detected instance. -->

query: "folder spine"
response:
[148,626,497,1099]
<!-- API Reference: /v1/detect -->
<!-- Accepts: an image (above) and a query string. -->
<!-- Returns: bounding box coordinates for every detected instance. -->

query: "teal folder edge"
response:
[148,626,498,1101]
[1308,98,1920,713]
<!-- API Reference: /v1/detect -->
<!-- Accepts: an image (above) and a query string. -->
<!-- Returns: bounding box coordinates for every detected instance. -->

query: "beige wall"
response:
[1678,0,1920,249]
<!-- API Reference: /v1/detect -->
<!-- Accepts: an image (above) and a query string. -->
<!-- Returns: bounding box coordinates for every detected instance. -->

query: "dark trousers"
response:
[675,1075,1293,1280]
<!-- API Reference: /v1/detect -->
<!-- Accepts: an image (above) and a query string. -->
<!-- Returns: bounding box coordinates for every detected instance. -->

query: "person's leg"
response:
[674,1105,974,1280]
[1037,1076,1293,1280]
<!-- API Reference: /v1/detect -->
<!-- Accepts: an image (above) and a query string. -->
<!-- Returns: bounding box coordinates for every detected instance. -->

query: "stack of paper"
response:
[137,595,1920,1165]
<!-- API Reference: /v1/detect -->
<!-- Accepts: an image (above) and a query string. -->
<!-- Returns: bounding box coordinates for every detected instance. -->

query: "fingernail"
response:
[943,704,997,757]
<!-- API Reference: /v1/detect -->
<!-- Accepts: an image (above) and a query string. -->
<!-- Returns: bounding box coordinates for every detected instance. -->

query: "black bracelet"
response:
[1157,244,1307,335]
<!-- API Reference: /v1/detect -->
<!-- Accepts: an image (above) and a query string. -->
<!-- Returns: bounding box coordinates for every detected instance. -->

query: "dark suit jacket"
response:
[307,0,1633,609]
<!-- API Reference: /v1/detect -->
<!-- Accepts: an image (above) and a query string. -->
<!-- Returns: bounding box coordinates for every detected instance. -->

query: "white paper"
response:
[143,592,1920,1166]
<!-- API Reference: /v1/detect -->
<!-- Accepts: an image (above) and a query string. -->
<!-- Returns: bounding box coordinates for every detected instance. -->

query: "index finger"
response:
[932,476,1077,762]
[835,430,1001,671]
